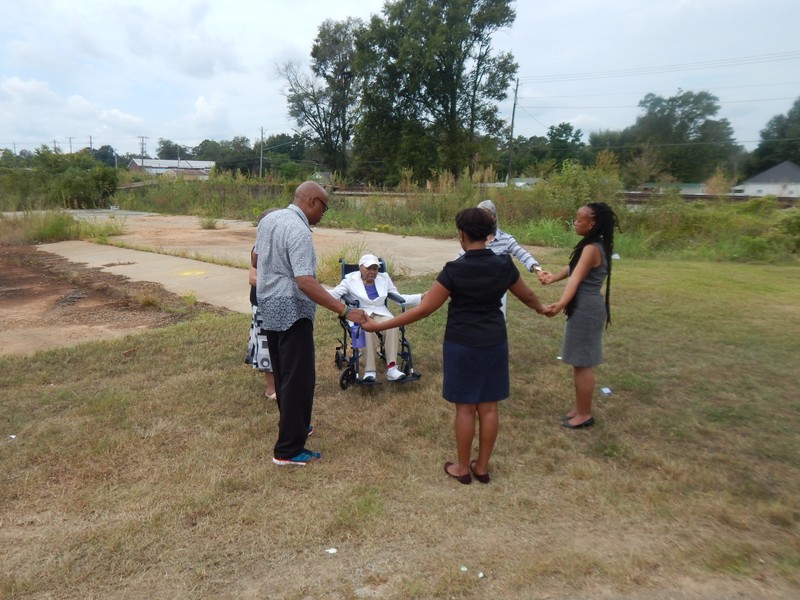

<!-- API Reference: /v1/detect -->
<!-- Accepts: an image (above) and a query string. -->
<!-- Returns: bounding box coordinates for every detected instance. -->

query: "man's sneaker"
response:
[272,449,321,466]
[362,371,377,382]
[387,366,407,381]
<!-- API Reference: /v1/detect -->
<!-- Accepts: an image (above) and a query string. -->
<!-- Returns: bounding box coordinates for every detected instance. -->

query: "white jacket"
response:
[328,271,422,318]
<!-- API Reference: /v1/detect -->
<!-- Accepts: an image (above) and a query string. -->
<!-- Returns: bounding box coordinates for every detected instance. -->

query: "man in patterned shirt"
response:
[254,181,367,466]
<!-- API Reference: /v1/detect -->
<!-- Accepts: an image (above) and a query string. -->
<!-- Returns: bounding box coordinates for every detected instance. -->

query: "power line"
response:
[586,137,800,151]
[518,81,800,101]
[518,51,800,83]
[518,96,797,111]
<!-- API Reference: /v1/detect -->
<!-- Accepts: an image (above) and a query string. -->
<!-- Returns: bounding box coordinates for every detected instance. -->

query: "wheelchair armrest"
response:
[386,292,406,306]
[341,294,360,307]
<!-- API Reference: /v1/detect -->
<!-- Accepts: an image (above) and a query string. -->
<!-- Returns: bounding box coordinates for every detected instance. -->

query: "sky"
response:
[1,0,799,158]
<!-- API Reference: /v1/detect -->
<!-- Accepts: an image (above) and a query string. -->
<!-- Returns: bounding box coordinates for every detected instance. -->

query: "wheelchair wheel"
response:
[339,366,356,390]
[334,348,346,369]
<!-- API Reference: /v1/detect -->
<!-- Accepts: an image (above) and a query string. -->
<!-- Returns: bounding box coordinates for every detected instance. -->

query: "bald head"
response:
[293,181,329,225]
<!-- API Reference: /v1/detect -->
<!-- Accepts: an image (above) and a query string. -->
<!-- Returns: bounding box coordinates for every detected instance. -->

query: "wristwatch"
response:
[531,265,543,272]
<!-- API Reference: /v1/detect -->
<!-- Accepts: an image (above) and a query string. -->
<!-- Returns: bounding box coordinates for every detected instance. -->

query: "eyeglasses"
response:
[320,198,329,214]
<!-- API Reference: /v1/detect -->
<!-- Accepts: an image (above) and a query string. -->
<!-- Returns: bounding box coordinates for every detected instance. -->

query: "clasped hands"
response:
[360,315,380,332]
[343,309,382,332]
[536,270,553,285]
[345,307,369,325]
[542,303,562,317]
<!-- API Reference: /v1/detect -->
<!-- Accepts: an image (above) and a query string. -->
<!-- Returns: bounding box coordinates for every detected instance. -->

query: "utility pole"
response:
[52,139,59,152]
[505,78,519,185]
[259,126,264,178]
[67,137,73,153]
[89,135,93,152]
[138,136,148,167]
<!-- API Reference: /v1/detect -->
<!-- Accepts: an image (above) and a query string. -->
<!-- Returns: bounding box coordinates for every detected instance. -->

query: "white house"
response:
[127,159,215,180]
[735,161,800,198]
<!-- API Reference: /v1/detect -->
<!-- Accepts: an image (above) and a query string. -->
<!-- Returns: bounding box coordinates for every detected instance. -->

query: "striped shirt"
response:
[488,228,540,271]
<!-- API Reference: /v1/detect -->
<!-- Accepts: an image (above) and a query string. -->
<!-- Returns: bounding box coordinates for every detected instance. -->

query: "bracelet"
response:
[340,305,350,318]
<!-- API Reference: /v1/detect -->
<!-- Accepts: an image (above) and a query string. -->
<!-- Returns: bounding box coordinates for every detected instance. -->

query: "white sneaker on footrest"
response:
[387,366,407,381]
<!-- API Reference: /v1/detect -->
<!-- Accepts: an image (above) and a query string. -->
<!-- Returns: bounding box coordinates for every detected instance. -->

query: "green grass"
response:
[0,211,125,244]
[2,259,799,598]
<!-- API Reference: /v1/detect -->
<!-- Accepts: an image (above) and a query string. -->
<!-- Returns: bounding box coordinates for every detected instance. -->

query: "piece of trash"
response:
[611,253,620,260]
[7,435,16,440]
[600,387,612,396]
[459,566,468,572]
[477,572,485,579]
[556,356,562,360]
[325,548,337,554]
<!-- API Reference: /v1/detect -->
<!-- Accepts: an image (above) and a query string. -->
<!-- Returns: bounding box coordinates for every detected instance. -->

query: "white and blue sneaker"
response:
[272,449,321,466]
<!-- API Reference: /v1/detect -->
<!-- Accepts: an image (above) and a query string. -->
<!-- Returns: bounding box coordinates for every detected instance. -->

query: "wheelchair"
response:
[333,257,421,390]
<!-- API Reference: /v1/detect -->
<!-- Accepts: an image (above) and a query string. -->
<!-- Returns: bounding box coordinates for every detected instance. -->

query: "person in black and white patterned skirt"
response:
[245,209,278,400]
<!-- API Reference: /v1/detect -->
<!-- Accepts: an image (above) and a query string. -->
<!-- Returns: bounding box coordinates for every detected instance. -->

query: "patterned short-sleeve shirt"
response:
[254,204,317,331]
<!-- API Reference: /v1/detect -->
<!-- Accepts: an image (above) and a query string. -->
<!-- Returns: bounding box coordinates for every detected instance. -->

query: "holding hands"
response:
[542,303,562,318]
[360,315,380,333]
[346,308,369,325]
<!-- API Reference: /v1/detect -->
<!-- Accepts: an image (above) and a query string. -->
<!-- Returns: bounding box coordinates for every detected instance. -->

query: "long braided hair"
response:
[565,202,619,326]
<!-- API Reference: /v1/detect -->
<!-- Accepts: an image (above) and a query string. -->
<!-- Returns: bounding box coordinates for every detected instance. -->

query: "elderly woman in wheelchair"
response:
[329,253,424,385]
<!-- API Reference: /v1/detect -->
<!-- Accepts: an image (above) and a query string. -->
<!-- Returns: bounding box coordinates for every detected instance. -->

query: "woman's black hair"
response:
[455,207,496,242]
[566,202,619,326]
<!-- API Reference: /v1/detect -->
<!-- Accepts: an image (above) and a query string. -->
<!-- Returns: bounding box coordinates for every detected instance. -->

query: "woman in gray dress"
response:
[541,202,618,429]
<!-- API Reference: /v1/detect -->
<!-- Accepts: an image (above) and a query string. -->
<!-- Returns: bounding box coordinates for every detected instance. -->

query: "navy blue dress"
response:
[436,249,519,404]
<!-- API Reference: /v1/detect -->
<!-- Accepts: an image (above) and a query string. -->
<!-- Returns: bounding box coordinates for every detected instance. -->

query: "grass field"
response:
[1,257,799,599]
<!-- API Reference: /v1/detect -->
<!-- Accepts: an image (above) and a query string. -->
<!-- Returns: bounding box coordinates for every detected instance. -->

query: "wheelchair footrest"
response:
[391,372,421,383]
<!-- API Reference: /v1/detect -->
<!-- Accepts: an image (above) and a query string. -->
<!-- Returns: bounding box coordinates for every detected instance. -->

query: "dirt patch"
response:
[0,245,228,357]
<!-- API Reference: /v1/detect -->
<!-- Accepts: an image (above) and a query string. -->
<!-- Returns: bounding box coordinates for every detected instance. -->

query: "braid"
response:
[565,202,619,325]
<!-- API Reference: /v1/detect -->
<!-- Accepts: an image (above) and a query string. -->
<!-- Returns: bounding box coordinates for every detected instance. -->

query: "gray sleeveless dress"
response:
[561,243,607,367]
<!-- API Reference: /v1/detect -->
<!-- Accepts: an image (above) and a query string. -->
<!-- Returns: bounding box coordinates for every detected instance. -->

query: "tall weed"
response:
[0,212,124,245]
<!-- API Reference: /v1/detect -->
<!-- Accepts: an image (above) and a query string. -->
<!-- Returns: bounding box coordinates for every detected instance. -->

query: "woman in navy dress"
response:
[362,208,547,484]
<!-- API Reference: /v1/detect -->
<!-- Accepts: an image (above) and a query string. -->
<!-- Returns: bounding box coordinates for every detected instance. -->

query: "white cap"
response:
[358,254,380,267]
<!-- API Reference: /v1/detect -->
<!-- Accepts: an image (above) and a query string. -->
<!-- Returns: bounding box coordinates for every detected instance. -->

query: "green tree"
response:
[498,134,549,178]
[746,96,800,177]
[156,138,193,161]
[547,122,585,170]
[91,145,118,168]
[627,90,740,182]
[353,0,517,183]
[280,17,363,174]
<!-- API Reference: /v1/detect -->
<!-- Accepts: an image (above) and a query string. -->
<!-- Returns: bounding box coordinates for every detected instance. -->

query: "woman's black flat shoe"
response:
[469,460,491,484]
[444,461,472,484]
[562,417,595,429]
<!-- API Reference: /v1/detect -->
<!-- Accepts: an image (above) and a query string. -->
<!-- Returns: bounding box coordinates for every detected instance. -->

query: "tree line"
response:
[2,0,800,191]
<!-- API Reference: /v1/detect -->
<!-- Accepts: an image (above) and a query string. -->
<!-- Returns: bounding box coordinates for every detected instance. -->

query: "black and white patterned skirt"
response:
[245,305,273,373]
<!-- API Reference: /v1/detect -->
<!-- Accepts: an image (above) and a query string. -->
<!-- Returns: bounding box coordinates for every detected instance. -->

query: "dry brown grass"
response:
[2,260,799,599]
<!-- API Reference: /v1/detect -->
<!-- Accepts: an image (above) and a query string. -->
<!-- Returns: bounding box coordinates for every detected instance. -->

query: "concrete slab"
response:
[38,241,251,313]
